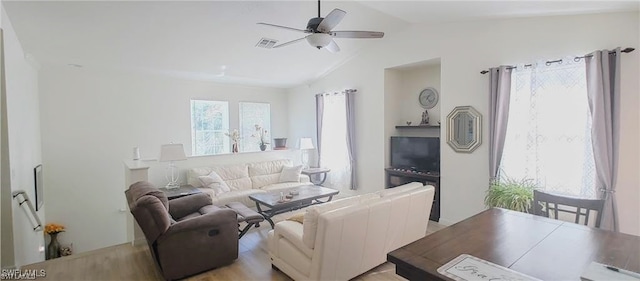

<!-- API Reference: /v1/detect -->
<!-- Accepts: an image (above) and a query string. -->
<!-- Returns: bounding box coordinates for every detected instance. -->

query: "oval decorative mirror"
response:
[446,106,482,153]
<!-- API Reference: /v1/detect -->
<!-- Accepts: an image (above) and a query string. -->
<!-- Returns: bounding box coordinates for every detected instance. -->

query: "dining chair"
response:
[533,189,605,228]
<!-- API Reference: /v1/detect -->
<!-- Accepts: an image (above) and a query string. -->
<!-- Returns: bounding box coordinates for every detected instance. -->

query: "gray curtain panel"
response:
[488,66,513,181]
[315,94,324,167]
[585,47,621,232]
[345,89,357,190]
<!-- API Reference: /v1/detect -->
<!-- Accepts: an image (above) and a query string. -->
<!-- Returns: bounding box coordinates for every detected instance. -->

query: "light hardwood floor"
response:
[22,219,446,281]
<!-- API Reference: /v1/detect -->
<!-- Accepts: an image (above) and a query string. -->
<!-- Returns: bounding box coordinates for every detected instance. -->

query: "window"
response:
[239,102,271,152]
[191,100,229,156]
[500,60,596,198]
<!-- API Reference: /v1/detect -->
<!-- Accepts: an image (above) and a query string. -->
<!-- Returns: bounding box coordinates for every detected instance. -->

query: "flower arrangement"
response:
[45,223,65,235]
[225,129,241,153]
[224,129,241,143]
[252,125,269,146]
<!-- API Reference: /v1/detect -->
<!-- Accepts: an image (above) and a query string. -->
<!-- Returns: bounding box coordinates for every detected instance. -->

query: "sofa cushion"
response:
[249,159,293,189]
[280,165,303,183]
[252,174,281,189]
[198,171,231,195]
[187,163,250,190]
[302,193,379,249]
[287,213,305,224]
[177,204,224,222]
[275,221,313,259]
[210,189,266,207]
[225,177,252,191]
[248,159,292,177]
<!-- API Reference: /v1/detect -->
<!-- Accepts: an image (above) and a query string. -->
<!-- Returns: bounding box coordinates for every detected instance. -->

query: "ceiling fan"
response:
[257,0,384,53]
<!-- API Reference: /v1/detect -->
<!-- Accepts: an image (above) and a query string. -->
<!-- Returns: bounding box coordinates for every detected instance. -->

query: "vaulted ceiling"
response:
[3,1,638,88]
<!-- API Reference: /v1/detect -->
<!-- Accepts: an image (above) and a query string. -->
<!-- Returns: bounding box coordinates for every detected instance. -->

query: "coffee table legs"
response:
[252,195,337,229]
[309,172,328,185]
[313,195,334,204]
[254,201,276,229]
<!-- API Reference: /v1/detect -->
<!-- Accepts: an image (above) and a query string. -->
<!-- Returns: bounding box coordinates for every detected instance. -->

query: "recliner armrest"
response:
[168,193,213,219]
[274,221,313,258]
[163,208,237,236]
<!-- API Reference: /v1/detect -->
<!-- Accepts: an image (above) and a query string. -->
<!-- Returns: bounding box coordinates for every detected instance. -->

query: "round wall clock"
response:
[419,87,439,109]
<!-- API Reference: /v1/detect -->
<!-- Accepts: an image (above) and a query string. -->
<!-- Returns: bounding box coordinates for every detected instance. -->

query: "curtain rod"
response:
[315,89,357,96]
[480,47,635,74]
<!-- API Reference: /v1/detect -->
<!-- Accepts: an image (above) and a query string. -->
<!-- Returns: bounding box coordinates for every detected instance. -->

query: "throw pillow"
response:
[198,171,231,196]
[287,213,305,224]
[279,165,303,183]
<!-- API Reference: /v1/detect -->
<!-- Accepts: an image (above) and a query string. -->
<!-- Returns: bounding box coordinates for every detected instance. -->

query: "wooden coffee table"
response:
[249,185,339,228]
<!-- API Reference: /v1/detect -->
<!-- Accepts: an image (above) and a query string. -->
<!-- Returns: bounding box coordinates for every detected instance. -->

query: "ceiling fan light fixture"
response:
[306,33,332,49]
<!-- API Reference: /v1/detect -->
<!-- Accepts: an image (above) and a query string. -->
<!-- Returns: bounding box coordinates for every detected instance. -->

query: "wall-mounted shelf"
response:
[395,125,440,129]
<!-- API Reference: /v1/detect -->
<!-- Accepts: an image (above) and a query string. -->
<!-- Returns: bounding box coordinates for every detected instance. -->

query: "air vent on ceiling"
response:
[255,38,278,49]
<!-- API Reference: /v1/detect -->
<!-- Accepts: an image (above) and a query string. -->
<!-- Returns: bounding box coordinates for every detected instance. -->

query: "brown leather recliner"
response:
[125,181,238,280]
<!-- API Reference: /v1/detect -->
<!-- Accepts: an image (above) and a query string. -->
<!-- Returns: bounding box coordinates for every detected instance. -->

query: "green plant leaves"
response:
[485,177,537,213]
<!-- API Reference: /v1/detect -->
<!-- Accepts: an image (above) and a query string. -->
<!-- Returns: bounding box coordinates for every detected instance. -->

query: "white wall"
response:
[382,63,442,168]
[287,12,640,234]
[396,63,442,128]
[39,66,290,253]
[1,7,44,267]
[0,26,12,270]
[286,85,319,166]
[393,63,442,140]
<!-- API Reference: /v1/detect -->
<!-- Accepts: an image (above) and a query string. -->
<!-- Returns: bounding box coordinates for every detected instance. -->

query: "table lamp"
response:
[159,143,187,189]
[298,138,314,169]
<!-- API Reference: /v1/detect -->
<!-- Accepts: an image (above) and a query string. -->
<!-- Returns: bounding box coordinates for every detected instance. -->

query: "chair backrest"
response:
[125,181,172,242]
[533,189,605,228]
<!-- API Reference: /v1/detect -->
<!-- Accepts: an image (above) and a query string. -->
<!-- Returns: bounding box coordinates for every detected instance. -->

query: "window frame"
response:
[239,102,271,152]
[190,99,230,156]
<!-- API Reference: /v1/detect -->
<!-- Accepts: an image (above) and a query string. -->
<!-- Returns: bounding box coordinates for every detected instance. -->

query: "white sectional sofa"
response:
[187,159,312,207]
[267,182,435,281]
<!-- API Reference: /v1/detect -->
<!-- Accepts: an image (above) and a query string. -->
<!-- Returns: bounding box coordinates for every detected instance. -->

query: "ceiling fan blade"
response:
[331,31,384,38]
[257,22,308,33]
[273,37,307,48]
[317,8,346,32]
[325,40,340,53]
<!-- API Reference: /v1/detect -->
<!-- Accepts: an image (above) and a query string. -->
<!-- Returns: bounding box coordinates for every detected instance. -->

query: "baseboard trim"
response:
[132,238,147,247]
[437,218,455,226]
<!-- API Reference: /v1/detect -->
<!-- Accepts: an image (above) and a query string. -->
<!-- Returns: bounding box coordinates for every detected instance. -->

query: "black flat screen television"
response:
[390,137,440,172]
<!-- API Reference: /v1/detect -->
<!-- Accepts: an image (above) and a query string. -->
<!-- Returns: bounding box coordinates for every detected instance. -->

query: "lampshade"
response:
[298,138,314,150]
[306,33,332,49]
[159,144,187,162]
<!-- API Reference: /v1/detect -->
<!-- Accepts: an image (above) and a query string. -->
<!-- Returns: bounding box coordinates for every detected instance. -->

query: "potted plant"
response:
[484,177,537,213]
[252,125,269,151]
[225,129,241,153]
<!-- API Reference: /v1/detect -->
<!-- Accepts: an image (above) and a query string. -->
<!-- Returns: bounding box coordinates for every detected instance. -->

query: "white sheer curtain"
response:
[500,58,596,198]
[319,93,351,190]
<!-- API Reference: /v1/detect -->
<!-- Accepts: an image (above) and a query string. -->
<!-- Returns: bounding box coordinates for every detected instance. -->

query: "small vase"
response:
[260,144,267,151]
[47,233,61,260]
[232,143,238,153]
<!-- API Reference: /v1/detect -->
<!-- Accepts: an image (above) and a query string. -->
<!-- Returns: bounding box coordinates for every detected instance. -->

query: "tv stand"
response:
[385,168,440,222]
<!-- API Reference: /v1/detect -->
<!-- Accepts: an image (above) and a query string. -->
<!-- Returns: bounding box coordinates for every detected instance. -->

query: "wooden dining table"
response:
[388,208,640,280]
